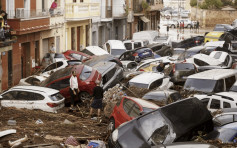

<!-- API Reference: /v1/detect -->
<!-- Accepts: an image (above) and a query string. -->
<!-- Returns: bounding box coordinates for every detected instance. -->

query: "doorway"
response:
[35,41,39,66]
[21,42,31,78]
[56,36,60,53]
[71,27,76,50]
[8,50,12,88]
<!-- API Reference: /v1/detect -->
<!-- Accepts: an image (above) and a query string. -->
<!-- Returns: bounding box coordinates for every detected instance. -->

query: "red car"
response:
[109,96,159,131]
[40,65,101,102]
[63,50,93,62]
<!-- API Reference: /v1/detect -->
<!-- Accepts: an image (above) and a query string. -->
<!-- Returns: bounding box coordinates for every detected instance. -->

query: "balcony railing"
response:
[133,4,143,13]
[65,3,100,20]
[7,8,64,19]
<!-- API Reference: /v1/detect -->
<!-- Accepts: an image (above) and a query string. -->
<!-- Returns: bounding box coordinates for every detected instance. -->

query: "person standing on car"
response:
[156,62,170,73]
[49,43,56,64]
[89,80,103,118]
[69,71,82,110]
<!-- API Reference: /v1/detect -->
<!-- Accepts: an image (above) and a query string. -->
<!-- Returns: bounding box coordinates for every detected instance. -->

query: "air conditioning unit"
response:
[16,8,25,18]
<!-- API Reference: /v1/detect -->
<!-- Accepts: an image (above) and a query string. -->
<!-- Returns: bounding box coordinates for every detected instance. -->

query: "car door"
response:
[116,98,135,126]
[48,78,71,99]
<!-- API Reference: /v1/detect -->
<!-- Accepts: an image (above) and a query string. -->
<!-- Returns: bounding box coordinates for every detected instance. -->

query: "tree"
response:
[221,0,233,6]
[199,0,223,9]
[190,0,197,7]
[141,1,150,12]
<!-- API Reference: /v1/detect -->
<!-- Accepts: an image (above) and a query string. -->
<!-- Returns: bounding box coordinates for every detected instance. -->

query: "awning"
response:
[140,16,150,23]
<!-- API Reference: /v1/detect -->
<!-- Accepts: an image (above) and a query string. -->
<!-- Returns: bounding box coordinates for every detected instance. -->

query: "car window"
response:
[214,79,225,92]
[149,79,163,89]
[194,58,209,66]
[223,55,230,66]
[129,103,140,118]
[212,52,222,59]
[234,114,237,121]
[184,79,217,93]
[2,91,18,100]
[49,93,64,101]
[151,125,169,145]
[127,62,137,69]
[79,65,92,81]
[175,63,194,70]
[151,45,163,52]
[124,43,132,50]
[201,98,210,107]
[67,61,81,66]
[25,77,40,85]
[70,53,87,61]
[48,78,70,90]
[44,62,63,72]
[103,67,117,85]
[225,76,236,91]
[223,101,231,108]
[215,114,233,125]
[170,92,181,101]
[106,43,111,53]
[134,42,142,49]
[81,49,94,56]
[55,53,65,58]
[16,91,42,101]
[123,99,135,115]
[210,99,220,109]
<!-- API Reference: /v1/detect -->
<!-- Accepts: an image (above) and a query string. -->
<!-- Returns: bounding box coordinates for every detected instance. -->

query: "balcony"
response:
[134,4,143,13]
[7,9,50,20]
[65,3,100,21]
[112,4,126,18]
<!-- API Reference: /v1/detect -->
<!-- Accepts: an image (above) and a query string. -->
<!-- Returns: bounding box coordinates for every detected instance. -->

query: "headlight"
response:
[112,129,118,142]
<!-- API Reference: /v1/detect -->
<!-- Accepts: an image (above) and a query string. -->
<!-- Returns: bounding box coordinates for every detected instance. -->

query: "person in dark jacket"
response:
[89,80,103,118]
[156,62,170,72]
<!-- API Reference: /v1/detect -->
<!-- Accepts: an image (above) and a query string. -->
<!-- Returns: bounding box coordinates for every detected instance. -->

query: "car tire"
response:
[108,117,115,132]
[187,24,191,28]
[165,52,172,56]
[171,24,175,29]
[79,92,91,101]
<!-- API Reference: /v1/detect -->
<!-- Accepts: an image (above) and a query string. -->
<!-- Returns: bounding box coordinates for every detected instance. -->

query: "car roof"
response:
[125,96,159,109]
[9,86,59,95]
[92,61,115,75]
[205,32,224,37]
[129,72,164,84]
[107,40,126,49]
[187,69,237,80]
[85,46,109,55]
[215,92,237,101]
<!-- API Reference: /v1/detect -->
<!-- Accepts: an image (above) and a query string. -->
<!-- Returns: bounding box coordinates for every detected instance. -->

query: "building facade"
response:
[1,0,65,90]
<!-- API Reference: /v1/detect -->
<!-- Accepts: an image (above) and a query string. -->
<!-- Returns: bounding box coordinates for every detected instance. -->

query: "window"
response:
[201,98,210,107]
[106,43,111,53]
[214,79,224,92]
[123,99,135,115]
[212,52,222,59]
[103,67,117,85]
[49,93,64,101]
[79,65,92,81]
[2,91,18,100]
[129,103,140,118]
[225,76,236,91]
[124,43,132,50]
[223,55,230,66]
[67,60,81,66]
[149,79,163,89]
[194,58,209,66]
[70,53,83,61]
[210,99,220,109]
[44,62,63,73]
[134,42,142,49]
[223,102,231,108]
[48,78,70,90]
[16,91,42,101]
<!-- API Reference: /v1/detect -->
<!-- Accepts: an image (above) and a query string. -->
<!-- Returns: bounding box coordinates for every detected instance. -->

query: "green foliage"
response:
[141,1,150,11]
[199,0,223,9]
[190,0,197,7]
[221,0,233,6]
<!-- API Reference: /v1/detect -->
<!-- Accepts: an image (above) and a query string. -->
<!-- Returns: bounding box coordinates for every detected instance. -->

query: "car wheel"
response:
[166,52,172,56]
[79,92,91,101]
[171,24,175,29]
[108,117,115,132]
[187,24,191,28]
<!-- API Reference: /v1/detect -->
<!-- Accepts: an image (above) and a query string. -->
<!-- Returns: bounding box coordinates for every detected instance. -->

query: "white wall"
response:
[112,0,125,17]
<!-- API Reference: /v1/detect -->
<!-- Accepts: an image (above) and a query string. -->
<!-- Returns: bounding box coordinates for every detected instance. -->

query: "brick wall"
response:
[191,7,237,28]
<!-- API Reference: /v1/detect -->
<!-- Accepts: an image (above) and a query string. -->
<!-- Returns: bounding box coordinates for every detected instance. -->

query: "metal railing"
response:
[7,8,64,19]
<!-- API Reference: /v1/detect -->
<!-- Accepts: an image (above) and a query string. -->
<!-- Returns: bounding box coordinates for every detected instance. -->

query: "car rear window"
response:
[79,65,92,81]
[81,49,94,56]
[194,58,209,66]
[175,63,195,70]
[41,67,73,86]
[184,78,218,93]
[124,43,132,50]
[49,93,64,101]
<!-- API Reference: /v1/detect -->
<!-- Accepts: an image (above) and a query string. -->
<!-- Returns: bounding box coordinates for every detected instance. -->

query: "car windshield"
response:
[79,65,92,81]
[71,53,87,61]
[111,49,126,57]
[175,63,195,70]
[184,78,219,93]
[81,49,94,56]
[154,36,168,43]
[49,93,64,101]
[41,67,73,86]
[129,82,149,89]
[230,84,237,92]
[138,111,169,143]
[55,53,65,58]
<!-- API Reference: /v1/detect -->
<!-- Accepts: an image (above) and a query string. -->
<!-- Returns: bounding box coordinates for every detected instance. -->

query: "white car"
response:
[123,40,149,50]
[184,69,237,93]
[195,92,237,112]
[185,51,232,68]
[0,86,65,113]
[41,60,81,77]
[179,19,194,28]
[128,72,173,90]
[81,46,109,56]
[103,40,127,57]
[18,75,47,86]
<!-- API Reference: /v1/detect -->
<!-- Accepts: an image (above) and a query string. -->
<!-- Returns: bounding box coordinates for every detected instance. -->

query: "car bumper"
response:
[108,136,121,148]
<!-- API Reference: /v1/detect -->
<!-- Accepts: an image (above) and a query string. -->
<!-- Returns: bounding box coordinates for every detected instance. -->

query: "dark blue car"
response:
[119,47,154,63]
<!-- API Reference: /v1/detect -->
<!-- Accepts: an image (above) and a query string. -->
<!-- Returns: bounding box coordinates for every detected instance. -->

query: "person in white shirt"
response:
[49,43,56,64]
[69,71,82,109]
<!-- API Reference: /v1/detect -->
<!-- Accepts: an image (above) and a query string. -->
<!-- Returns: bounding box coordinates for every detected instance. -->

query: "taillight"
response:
[173,65,176,73]
[195,40,200,44]
[47,103,59,108]
[139,69,144,71]
[133,53,138,56]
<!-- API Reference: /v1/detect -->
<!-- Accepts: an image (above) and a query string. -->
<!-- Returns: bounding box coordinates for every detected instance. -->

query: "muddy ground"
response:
[0,107,109,147]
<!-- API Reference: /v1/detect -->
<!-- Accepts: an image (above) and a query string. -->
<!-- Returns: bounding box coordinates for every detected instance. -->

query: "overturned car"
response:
[108,97,213,148]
